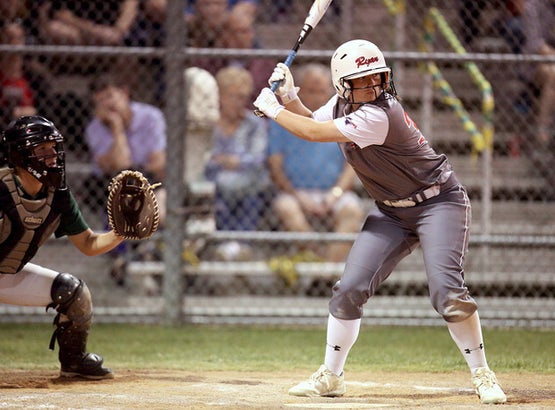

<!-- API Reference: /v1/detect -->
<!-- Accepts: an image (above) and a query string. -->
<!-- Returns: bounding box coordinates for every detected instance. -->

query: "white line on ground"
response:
[284,404,395,409]
[347,380,473,393]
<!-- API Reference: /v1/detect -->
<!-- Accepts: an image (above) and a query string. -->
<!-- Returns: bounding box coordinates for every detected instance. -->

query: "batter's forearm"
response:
[275,110,348,143]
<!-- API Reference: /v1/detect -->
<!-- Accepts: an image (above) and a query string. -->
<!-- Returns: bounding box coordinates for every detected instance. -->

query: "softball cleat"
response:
[288,364,345,397]
[472,367,507,404]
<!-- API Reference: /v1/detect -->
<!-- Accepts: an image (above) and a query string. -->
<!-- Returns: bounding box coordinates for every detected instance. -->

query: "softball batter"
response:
[0,116,125,379]
[254,39,506,404]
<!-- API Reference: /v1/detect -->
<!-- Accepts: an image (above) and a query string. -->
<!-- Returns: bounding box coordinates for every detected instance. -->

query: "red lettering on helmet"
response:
[355,56,379,68]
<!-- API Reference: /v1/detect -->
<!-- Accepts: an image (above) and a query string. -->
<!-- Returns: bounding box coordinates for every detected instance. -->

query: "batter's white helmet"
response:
[331,39,393,102]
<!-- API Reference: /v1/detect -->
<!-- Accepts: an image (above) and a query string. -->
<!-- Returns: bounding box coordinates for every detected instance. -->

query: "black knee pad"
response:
[48,272,92,324]
[48,273,93,352]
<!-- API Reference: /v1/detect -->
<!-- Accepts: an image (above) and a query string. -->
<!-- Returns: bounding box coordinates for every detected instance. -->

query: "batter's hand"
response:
[269,63,300,104]
[254,88,285,120]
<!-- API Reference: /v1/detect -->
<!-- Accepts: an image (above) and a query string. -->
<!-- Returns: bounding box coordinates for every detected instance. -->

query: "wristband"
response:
[280,87,300,104]
[269,105,285,120]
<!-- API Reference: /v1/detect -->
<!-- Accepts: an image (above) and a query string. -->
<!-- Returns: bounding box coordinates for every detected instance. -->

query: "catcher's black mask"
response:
[2,115,67,189]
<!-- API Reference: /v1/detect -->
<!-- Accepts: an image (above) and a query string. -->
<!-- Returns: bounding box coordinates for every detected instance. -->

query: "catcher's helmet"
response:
[1,116,66,189]
[331,39,395,104]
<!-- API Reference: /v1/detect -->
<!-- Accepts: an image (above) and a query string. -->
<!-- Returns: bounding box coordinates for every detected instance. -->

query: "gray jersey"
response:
[315,94,452,201]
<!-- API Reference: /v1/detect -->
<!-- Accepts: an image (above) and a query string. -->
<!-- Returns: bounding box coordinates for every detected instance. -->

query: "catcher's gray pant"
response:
[329,182,478,323]
[0,263,57,306]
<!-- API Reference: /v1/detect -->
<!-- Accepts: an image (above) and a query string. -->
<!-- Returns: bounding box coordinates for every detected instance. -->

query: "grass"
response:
[0,323,554,374]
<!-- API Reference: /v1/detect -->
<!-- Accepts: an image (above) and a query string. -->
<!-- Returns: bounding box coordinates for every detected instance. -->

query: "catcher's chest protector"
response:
[0,168,62,273]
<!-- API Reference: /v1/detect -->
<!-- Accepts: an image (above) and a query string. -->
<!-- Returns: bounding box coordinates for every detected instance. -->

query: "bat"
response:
[254,0,334,116]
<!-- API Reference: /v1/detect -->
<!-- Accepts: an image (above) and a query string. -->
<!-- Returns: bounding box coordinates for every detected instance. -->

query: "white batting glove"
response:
[254,88,285,119]
[268,63,300,104]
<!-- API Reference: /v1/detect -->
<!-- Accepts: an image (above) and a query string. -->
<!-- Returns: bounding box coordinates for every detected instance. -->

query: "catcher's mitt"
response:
[107,170,161,240]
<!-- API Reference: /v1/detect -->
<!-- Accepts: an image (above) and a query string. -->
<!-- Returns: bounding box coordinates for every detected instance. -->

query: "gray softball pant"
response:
[329,182,478,323]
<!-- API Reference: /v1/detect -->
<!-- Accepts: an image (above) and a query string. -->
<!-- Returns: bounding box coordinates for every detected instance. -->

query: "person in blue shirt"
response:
[267,63,364,262]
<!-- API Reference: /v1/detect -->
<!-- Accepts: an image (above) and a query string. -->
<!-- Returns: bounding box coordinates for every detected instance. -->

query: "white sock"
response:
[324,313,361,376]
[446,311,489,374]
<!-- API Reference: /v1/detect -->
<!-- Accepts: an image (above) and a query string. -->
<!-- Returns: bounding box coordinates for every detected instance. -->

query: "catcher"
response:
[0,115,159,379]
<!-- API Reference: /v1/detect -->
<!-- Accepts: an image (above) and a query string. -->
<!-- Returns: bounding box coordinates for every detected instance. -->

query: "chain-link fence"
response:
[1,0,554,326]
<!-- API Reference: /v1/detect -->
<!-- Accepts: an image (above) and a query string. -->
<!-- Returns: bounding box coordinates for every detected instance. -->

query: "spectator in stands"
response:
[219,10,275,97]
[0,21,37,129]
[186,0,259,23]
[0,0,34,38]
[459,0,525,51]
[186,0,229,48]
[521,0,555,145]
[186,2,274,99]
[85,72,167,284]
[1,2,56,142]
[38,0,139,46]
[499,0,526,54]
[124,0,168,105]
[268,63,364,262]
[185,0,266,65]
[205,66,270,259]
[0,0,54,130]
[263,0,340,24]
[229,0,259,19]
[126,0,166,48]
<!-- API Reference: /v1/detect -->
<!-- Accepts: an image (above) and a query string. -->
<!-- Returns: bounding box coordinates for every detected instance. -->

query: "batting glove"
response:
[268,63,300,104]
[254,88,285,119]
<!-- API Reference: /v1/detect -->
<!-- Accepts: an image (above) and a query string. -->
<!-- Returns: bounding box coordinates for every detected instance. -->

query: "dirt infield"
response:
[1,369,554,409]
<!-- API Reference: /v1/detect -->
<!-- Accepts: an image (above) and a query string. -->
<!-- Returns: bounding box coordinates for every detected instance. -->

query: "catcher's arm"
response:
[69,228,124,256]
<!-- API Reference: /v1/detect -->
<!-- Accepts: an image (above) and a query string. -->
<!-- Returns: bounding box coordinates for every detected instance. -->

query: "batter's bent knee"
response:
[329,280,368,320]
[431,290,478,323]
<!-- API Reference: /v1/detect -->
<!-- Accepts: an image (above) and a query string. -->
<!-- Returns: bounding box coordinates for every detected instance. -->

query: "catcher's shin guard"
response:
[47,273,113,379]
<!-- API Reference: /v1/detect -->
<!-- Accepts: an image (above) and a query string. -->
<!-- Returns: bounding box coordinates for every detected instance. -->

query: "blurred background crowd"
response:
[1,0,554,303]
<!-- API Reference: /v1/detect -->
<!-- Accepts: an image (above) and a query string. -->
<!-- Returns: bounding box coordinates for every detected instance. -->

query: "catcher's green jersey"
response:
[0,167,88,274]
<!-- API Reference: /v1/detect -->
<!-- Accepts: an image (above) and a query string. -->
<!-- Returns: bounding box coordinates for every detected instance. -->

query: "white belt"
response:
[381,184,441,208]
